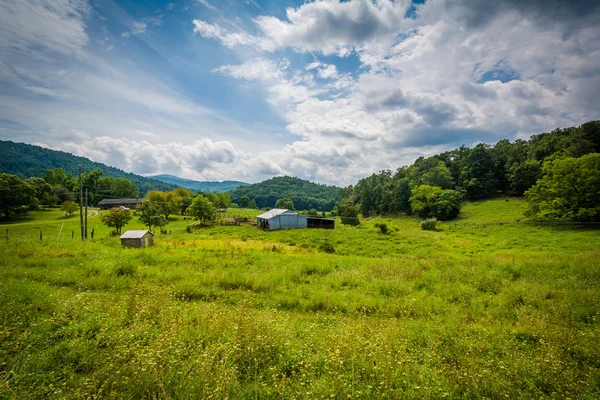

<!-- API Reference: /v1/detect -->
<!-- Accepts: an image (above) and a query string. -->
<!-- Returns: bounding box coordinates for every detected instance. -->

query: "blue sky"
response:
[0,0,599,185]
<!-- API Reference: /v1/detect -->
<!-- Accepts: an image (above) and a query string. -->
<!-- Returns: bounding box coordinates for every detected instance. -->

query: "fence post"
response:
[40,230,43,242]
[5,229,8,241]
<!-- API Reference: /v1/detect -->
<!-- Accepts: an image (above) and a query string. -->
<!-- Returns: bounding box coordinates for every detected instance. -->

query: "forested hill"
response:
[149,174,249,193]
[229,176,340,211]
[0,141,177,194]
[341,120,600,218]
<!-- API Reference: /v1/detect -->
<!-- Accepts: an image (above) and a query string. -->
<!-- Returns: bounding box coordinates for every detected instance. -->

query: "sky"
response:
[0,0,599,186]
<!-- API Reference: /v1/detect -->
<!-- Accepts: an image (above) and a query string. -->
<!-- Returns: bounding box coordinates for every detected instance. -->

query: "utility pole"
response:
[79,166,84,239]
[85,187,89,239]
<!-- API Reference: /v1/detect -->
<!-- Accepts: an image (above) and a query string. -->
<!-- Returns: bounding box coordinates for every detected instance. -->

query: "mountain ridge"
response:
[0,140,178,195]
[149,174,249,193]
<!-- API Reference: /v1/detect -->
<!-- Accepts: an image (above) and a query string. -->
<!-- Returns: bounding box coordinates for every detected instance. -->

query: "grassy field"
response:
[0,198,599,399]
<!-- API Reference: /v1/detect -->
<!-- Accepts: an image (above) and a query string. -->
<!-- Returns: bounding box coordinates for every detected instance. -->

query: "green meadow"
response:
[1,198,599,399]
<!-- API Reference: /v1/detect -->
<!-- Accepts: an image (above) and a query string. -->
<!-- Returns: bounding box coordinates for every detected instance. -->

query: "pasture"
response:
[0,198,599,399]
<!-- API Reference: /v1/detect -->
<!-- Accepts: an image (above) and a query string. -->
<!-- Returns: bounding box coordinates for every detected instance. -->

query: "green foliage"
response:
[60,200,79,217]
[410,185,443,218]
[0,173,35,219]
[239,195,251,208]
[188,194,216,224]
[525,153,600,222]
[274,197,295,210]
[318,241,335,253]
[100,208,133,234]
[374,222,389,234]
[430,190,462,220]
[420,218,438,230]
[0,141,176,195]
[229,176,338,211]
[137,200,164,232]
[340,203,360,226]
[410,186,462,220]
[339,121,600,218]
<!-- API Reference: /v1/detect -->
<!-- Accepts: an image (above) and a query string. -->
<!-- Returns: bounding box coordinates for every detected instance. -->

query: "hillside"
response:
[229,175,339,211]
[0,141,177,195]
[150,174,248,193]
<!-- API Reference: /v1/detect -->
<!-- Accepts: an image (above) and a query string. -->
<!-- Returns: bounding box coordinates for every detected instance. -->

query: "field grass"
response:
[0,198,599,399]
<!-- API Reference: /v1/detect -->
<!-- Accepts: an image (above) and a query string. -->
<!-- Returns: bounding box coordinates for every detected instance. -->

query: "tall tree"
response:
[0,174,35,219]
[188,194,216,224]
[525,154,600,222]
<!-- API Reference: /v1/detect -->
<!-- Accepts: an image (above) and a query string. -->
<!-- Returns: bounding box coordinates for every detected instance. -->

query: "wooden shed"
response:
[120,230,154,248]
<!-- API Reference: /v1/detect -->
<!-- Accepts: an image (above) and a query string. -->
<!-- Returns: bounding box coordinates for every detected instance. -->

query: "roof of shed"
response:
[257,209,296,219]
[120,230,154,239]
[98,198,142,205]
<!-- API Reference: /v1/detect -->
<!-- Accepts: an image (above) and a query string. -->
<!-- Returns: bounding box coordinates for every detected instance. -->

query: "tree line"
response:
[337,120,600,222]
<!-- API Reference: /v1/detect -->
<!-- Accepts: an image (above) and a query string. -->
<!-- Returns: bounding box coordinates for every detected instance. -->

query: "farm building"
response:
[98,198,143,210]
[120,230,154,248]
[257,209,307,230]
[307,217,335,229]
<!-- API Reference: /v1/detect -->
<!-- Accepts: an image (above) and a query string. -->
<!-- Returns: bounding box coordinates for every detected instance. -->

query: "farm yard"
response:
[0,198,599,399]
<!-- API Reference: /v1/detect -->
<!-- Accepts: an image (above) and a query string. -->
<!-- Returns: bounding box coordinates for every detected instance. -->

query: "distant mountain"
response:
[0,141,178,195]
[150,174,249,193]
[229,176,340,211]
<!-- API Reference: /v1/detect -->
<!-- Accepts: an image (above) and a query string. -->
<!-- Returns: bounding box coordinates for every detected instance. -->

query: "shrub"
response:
[420,218,438,231]
[186,225,192,233]
[318,241,335,254]
[113,262,137,277]
[375,223,389,234]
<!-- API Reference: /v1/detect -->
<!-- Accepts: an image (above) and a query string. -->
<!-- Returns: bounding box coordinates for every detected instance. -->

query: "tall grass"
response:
[0,198,599,398]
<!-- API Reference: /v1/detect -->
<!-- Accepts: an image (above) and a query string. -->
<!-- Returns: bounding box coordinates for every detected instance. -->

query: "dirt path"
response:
[88,210,99,218]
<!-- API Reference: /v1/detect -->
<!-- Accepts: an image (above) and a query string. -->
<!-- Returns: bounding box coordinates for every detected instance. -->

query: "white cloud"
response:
[0,0,89,56]
[197,0,217,11]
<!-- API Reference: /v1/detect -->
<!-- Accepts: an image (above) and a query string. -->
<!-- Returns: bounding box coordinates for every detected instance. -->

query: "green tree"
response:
[275,197,295,210]
[101,208,133,234]
[188,194,216,224]
[340,200,360,226]
[60,200,79,217]
[421,161,454,189]
[0,174,35,219]
[146,190,178,220]
[431,190,462,220]
[507,159,542,195]
[410,185,444,218]
[239,195,251,208]
[137,201,164,232]
[26,177,53,203]
[40,192,59,209]
[525,154,600,222]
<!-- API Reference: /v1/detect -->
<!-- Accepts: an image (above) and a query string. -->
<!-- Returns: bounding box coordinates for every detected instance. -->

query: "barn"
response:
[257,209,308,230]
[120,230,154,248]
[98,198,143,210]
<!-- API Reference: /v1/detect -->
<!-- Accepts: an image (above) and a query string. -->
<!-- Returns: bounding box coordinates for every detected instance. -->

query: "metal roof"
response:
[120,230,154,239]
[257,208,296,219]
[98,198,142,205]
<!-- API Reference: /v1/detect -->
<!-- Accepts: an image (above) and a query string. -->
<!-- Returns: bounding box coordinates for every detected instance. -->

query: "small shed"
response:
[120,230,154,248]
[257,209,307,230]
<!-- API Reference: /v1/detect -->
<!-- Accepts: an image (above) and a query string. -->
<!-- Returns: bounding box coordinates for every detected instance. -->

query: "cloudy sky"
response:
[1,0,598,185]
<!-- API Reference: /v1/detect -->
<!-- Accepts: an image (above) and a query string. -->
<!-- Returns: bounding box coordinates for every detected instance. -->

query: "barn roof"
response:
[98,198,142,205]
[257,209,296,219]
[120,230,154,239]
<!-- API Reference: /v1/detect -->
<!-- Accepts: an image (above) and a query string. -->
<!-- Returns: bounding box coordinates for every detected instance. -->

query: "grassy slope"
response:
[0,198,599,399]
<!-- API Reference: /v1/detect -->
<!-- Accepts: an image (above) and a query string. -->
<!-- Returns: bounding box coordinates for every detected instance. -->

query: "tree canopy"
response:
[525,153,600,222]
[0,174,35,219]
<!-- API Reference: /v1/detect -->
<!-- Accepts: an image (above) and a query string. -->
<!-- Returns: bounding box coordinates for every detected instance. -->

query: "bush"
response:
[186,225,192,233]
[113,262,137,277]
[420,218,438,231]
[374,223,389,234]
[318,241,335,254]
